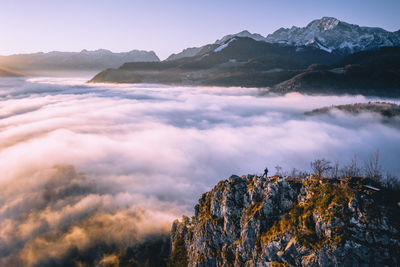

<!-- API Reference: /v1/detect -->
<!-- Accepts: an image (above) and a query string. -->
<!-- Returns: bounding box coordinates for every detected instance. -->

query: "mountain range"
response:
[90,17,400,96]
[0,49,159,75]
[2,17,399,96]
[167,17,400,60]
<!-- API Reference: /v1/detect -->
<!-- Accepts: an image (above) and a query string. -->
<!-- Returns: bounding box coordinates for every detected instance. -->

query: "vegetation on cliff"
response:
[169,156,400,266]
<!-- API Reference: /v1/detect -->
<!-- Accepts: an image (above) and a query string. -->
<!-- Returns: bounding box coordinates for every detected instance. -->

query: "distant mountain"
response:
[265,17,400,54]
[91,37,338,87]
[0,49,160,74]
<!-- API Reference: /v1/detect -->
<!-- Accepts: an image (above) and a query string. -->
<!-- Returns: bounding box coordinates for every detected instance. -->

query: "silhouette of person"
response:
[264,167,268,177]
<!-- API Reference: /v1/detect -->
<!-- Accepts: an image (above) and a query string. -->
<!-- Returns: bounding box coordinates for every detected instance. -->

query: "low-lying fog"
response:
[1,77,399,265]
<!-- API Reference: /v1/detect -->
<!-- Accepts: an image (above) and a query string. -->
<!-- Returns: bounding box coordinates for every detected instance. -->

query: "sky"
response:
[1,0,400,60]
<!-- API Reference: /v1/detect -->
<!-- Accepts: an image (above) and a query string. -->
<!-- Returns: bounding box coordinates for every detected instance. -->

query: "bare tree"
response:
[329,161,340,178]
[310,159,332,178]
[290,168,298,178]
[275,165,283,176]
[364,150,382,183]
[341,155,361,177]
[383,172,400,190]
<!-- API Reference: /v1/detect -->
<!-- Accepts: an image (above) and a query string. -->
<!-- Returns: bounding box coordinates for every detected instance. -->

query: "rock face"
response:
[265,17,400,54]
[169,175,400,266]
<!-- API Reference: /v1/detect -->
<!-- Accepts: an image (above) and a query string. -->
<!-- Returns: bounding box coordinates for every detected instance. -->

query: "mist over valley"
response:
[0,76,399,265]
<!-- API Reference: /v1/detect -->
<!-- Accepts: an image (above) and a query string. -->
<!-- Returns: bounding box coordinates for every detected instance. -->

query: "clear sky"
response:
[1,0,399,59]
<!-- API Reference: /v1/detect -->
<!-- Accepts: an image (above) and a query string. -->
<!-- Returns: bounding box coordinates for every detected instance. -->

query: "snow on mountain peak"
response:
[308,17,341,31]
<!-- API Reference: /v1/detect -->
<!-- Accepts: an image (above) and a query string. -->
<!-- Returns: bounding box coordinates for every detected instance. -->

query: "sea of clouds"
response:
[0,76,399,265]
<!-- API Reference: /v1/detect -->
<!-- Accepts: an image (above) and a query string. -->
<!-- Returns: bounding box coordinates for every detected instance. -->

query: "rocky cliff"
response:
[169,175,400,266]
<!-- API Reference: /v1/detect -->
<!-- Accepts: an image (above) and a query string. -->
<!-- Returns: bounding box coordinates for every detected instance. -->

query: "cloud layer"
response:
[0,76,399,265]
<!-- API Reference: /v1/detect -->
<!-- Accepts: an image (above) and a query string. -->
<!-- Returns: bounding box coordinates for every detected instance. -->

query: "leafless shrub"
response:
[340,155,361,177]
[363,150,383,183]
[272,151,397,186]
[310,158,332,178]
[329,161,340,178]
[274,165,283,176]
[383,172,400,190]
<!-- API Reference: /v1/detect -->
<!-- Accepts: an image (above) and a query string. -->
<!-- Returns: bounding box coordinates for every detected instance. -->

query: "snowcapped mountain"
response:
[265,17,400,54]
[167,17,400,60]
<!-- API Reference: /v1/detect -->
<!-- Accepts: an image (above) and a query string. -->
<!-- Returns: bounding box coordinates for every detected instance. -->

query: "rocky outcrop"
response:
[169,175,400,266]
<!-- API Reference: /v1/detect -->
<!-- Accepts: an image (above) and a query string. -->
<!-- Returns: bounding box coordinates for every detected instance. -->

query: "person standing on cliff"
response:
[263,167,269,177]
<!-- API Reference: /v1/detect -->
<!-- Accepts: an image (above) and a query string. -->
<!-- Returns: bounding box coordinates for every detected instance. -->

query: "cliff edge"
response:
[169,175,400,266]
